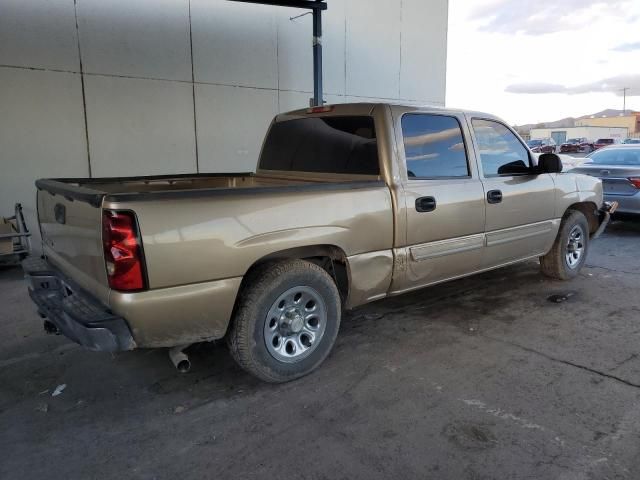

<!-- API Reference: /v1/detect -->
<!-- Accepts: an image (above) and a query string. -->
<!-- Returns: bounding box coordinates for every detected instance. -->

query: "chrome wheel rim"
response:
[565,225,585,269]
[264,286,327,363]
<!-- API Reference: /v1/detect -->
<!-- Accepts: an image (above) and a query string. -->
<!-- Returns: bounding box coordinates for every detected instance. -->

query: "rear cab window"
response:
[400,114,470,179]
[259,116,380,175]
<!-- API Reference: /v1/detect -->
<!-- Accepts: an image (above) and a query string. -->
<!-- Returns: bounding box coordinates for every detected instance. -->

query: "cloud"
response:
[505,74,640,96]
[407,153,440,161]
[404,127,460,147]
[449,142,465,151]
[612,41,640,52]
[469,0,632,35]
[505,82,567,94]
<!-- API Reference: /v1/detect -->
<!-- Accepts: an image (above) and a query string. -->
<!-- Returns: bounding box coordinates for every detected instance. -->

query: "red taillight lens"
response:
[102,210,146,291]
[629,177,640,189]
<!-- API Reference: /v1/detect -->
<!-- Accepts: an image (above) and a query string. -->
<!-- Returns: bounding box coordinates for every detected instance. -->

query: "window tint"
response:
[259,116,379,175]
[401,114,469,178]
[472,119,530,176]
[589,148,640,165]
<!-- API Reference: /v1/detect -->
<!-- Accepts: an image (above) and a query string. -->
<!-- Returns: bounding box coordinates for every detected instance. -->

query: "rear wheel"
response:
[227,259,341,383]
[540,210,589,280]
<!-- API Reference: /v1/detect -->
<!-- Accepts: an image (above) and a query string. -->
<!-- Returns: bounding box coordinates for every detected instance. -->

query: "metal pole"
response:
[622,87,628,115]
[312,8,323,106]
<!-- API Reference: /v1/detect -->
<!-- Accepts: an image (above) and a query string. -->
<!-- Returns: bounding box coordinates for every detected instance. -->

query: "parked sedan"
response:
[569,145,640,214]
[527,138,557,153]
[560,137,593,153]
[593,138,616,150]
[623,138,640,144]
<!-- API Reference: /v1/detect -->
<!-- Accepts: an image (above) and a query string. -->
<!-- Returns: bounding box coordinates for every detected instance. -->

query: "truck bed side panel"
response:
[104,184,394,290]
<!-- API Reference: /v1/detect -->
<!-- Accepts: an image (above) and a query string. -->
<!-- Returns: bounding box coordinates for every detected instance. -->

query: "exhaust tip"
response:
[168,345,192,374]
[176,359,191,374]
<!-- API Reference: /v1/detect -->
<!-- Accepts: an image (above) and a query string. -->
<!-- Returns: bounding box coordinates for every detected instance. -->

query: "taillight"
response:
[102,210,146,291]
[629,177,640,189]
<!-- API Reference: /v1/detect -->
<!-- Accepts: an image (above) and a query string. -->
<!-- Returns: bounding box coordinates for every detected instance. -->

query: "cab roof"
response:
[279,102,503,122]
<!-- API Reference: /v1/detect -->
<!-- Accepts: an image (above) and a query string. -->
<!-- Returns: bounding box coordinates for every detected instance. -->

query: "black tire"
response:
[227,259,341,383]
[540,210,589,280]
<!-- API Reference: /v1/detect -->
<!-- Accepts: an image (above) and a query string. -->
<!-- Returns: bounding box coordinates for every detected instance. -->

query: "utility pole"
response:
[622,87,629,115]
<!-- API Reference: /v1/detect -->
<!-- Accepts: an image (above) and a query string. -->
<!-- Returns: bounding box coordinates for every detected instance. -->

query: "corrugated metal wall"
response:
[0,0,448,244]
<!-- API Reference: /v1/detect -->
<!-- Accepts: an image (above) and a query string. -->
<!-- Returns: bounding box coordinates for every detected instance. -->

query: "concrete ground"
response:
[1,218,640,480]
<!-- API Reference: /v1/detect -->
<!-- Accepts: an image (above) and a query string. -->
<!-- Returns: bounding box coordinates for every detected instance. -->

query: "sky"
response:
[446,0,640,125]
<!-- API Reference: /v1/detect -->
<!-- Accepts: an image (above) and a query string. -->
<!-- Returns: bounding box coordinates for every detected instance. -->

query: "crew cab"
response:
[24,103,614,382]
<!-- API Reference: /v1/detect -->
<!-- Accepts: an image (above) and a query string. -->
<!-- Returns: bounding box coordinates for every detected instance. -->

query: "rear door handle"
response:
[415,196,437,212]
[487,190,503,204]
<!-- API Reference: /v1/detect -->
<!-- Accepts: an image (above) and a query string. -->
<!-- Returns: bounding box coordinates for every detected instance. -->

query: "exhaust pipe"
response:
[169,345,191,373]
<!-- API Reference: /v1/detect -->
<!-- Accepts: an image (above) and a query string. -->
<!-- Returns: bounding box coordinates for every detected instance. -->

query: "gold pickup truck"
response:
[23,103,615,382]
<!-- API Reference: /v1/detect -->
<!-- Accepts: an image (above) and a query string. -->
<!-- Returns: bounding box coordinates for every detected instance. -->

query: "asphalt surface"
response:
[1,218,640,480]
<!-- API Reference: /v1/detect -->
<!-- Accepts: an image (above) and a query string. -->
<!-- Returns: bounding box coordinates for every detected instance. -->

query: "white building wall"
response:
[530,127,629,142]
[0,0,448,243]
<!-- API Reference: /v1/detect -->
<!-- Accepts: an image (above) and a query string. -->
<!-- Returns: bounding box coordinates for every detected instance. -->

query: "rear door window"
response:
[259,116,379,175]
[401,114,470,178]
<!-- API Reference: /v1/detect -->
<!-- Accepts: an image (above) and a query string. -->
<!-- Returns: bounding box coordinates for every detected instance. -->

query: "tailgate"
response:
[38,190,110,304]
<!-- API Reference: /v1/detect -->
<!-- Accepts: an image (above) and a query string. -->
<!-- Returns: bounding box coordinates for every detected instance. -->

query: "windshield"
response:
[596,139,613,144]
[566,138,580,144]
[623,138,640,144]
[587,148,640,165]
[527,140,542,146]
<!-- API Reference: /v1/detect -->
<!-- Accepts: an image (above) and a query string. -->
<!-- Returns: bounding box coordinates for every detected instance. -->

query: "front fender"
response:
[553,173,603,217]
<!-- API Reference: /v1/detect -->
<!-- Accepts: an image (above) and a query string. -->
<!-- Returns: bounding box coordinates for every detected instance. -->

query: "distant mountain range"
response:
[515,109,632,132]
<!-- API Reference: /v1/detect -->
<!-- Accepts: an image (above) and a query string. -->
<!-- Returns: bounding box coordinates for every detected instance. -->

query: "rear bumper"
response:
[22,257,136,352]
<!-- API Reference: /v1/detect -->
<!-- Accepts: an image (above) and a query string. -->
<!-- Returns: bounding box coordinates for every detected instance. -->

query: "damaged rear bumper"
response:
[22,257,136,352]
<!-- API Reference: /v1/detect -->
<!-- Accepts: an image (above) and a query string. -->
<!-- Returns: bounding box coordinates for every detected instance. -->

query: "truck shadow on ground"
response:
[133,260,568,400]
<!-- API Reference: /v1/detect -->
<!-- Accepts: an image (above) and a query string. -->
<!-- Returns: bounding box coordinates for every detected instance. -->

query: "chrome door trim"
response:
[409,233,485,261]
[485,220,555,247]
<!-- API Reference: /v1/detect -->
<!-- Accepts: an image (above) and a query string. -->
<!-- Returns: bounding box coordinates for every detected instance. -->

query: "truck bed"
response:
[36,173,382,207]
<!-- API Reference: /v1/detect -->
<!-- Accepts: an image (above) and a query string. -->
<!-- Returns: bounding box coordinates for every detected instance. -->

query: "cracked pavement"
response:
[1,218,640,479]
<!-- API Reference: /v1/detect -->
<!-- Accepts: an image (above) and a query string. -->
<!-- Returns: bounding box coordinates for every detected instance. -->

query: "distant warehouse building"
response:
[530,126,629,146]
[576,112,640,136]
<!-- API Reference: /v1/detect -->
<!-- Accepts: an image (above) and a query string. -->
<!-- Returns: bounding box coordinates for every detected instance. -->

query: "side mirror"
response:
[497,160,530,175]
[538,153,563,173]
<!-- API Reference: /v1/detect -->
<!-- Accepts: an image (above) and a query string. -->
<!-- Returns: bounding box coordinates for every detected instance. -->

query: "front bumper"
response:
[22,257,136,352]
[592,201,619,239]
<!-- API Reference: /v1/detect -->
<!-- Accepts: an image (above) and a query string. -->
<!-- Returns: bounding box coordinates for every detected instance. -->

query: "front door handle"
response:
[415,196,437,212]
[487,190,503,204]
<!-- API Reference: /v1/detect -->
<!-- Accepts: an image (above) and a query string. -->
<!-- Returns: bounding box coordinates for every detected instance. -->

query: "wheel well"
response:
[566,202,599,234]
[243,245,350,301]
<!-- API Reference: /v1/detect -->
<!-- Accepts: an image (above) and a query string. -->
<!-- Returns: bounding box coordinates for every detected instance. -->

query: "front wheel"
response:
[227,259,341,383]
[540,210,589,280]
